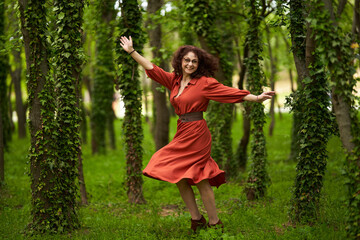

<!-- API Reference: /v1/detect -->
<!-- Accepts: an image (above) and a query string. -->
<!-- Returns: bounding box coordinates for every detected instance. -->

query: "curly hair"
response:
[171,45,219,79]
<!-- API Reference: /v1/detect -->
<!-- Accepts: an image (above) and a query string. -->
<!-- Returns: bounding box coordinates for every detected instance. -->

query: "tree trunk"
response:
[353,0,360,40]
[234,104,251,172]
[78,152,88,205]
[147,0,170,151]
[7,80,14,133]
[0,108,4,183]
[289,0,332,223]
[235,41,251,171]
[116,0,146,204]
[265,25,277,137]
[331,92,355,152]
[108,108,116,150]
[91,0,117,154]
[11,49,26,138]
[19,0,61,232]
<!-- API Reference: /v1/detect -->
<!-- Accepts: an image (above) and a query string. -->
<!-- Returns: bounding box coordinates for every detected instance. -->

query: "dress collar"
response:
[175,75,199,85]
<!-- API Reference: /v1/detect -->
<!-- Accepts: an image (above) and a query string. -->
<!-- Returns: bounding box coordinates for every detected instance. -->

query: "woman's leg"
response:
[196,179,219,225]
[176,179,202,220]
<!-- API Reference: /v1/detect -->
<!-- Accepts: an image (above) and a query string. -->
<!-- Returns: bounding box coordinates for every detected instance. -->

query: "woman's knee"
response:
[176,178,190,189]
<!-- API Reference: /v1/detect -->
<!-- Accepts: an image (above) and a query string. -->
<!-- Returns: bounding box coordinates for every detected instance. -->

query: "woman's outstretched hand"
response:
[120,36,134,53]
[256,91,276,103]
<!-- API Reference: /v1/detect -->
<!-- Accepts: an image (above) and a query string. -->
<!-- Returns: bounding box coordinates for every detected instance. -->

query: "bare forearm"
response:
[243,91,275,103]
[243,94,258,102]
[128,49,153,70]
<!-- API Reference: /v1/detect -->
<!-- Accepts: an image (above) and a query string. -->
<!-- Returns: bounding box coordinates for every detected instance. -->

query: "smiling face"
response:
[181,51,199,77]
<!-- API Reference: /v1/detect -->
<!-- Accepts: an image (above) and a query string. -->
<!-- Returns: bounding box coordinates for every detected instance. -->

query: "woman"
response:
[120,36,275,233]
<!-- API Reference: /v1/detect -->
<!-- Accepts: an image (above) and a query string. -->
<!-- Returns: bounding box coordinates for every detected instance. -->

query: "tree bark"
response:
[108,108,116,150]
[0,108,4,183]
[19,0,58,229]
[10,49,26,138]
[265,25,277,137]
[353,0,360,39]
[147,0,170,151]
[235,41,251,171]
[91,0,117,154]
[78,152,88,205]
[8,4,26,138]
[235,104,251,172]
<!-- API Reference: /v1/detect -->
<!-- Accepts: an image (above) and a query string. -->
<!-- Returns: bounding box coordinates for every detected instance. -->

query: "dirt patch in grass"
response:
[160,204,182,216]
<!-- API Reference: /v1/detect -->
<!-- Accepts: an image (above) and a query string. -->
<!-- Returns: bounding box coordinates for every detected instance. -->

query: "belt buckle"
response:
[180,116,187,122]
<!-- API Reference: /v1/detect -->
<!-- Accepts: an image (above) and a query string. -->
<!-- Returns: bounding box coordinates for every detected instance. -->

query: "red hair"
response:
[171,45,219,79]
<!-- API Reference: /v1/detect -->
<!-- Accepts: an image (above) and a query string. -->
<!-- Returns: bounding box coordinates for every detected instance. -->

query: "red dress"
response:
[143,64,250,187]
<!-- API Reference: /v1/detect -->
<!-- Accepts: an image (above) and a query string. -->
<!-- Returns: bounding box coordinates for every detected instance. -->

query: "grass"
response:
[0,112,348,239]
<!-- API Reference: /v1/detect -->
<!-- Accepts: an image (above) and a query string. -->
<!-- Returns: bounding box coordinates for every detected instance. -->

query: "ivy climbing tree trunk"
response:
[0,108,3,183]
[235,41,251,172]
[244,0,270,200]
[8,4,26,139]
[115,0,145,204]
[352,0,360,39]
[52,0,85,231]
[287,0,307,162]
[312,0,360,237]
[19,0,61,232]
[265,25,278,137]
[91,0,117,154]
[184,0,235,173]
[147,0,170,151]
[287,0,333,224]
[0,0,8,183]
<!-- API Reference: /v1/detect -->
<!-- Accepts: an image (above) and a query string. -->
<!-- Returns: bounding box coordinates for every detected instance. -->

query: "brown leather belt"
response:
[179,112,204,122]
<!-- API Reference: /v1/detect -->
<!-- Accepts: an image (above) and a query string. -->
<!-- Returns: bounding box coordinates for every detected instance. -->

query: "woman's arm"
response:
[243,91,276,103]
[120,36,153,70]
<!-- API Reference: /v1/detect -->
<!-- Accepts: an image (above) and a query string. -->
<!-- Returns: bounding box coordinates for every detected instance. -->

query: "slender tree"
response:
[8,1,26,139]
[0,0,9,183]
[244,0,270,200]
[146,0,170,151]
[235,37,251,172]
[91,0,117,154]
[287,0,307,162]
[265,25,278,137]
[115,0,146,204]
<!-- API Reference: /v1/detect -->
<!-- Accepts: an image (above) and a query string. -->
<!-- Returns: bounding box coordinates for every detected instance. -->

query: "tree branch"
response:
[337,0,347,18]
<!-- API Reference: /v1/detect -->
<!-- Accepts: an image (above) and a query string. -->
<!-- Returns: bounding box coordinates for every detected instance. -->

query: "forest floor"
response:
[0,113,348,239]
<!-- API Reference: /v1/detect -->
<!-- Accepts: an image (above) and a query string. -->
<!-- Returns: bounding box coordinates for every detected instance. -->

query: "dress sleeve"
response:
[145,64,176,90]
[203,78,250,103]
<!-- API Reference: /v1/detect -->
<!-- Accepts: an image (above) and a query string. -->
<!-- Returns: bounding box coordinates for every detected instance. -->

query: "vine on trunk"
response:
[310,0,360,237]
[115,0,146,204]
[0,0,10,152]
[286,0,333,223]
[90,0,117,154]
[244,0,270,200]
[19,0,58,233]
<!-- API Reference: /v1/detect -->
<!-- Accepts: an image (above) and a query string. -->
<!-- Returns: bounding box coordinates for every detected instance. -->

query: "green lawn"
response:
[0,112,347,239]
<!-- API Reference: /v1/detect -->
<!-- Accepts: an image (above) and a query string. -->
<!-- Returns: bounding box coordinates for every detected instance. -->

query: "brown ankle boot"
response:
[190,215,207,233]
[208,219,224,230]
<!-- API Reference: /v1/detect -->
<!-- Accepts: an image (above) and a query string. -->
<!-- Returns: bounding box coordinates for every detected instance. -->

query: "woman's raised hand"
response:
[120,36,134,53]
[256,91,276,103]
